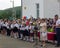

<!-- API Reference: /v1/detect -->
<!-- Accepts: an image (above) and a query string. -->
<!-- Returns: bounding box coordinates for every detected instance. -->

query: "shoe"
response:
[41,45,43,47]
[19,38,22,40]
[55,45,60,47]
[23,38,26,41]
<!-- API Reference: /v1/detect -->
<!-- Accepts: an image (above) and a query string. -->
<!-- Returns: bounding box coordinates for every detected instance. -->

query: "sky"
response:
[0,0,21,10]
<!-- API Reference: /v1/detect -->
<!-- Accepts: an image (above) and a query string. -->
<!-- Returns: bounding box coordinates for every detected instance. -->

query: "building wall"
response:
[44,0,60,18]
[22,0,44,18]
[22,0,60,18]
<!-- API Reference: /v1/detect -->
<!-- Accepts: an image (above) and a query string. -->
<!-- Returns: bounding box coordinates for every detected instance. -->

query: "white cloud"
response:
[0,0,21,10]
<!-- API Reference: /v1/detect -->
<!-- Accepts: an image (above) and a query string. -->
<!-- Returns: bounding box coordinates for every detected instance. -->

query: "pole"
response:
[10,0,16,20]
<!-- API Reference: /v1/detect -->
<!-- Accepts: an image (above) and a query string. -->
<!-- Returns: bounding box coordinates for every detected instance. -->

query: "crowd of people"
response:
[0,14,60,47]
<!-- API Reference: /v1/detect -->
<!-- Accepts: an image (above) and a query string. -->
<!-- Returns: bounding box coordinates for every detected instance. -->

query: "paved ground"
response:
[0,34,60,48]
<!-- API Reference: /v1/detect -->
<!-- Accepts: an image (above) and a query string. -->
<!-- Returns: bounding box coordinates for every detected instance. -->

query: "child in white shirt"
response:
[29,23,34,42]
[13,20,19,39]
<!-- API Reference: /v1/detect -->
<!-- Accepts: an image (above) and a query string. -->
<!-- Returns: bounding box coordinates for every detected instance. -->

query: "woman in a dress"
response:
[40,19,47,47]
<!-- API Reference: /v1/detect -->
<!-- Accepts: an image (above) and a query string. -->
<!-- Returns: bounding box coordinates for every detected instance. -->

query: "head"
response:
[54,14,58,21]
[13,20,17,24]
[41,19,45,23]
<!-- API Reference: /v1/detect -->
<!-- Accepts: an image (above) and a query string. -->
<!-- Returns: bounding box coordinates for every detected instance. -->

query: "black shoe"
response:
[40,45,43,47]
[55,45,60,47]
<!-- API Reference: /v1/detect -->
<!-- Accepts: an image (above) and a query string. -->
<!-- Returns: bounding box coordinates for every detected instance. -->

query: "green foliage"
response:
[0,6,22,19]
[47,28,53,32]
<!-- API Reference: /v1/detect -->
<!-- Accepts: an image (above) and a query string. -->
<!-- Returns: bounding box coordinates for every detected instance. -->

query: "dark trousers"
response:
[18,30,21,38]
[56,28,60,45]
[7,29,11,36]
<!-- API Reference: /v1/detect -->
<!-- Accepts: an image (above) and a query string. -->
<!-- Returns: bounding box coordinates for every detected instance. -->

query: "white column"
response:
[58,0,60,14]
[40,0,44,18]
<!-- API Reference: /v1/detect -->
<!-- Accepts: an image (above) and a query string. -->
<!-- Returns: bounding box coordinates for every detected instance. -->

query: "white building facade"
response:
[22,0,60,18]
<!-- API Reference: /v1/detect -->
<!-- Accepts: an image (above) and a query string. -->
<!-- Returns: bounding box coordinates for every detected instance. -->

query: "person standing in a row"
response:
[40,19,47,47]
[55,15,60,47]
[52,15,58,44]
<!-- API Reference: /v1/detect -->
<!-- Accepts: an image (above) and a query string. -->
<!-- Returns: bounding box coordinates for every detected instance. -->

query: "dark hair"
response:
[42,19,45,21]
[55,14,58,17]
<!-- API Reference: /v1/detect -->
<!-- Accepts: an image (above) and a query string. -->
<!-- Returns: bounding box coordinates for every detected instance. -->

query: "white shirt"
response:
[56,19,60,25]
[29,26,34,33]
[56,19,60,27]
[13,23,19,29]
[3,24,6,27]
[0,21,1,28]
[20,27,25,30]
[11,24,14,29]
[25,26,29,30]
[5,22,9,28]
[2,22,8,27]
[1,21,4,26]
[40,22,47,32]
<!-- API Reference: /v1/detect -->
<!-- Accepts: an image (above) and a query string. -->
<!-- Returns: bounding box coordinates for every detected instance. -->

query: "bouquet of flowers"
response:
[47,28,53,32]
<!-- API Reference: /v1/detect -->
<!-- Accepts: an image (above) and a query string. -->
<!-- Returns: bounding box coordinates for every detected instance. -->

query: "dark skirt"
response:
[1,26,3,30]
[18,29,21,38]
[25,29,30,36]
[11,29,13,32]
[20,30,24,34]
[7,28,11,36]
[21,30,25,36]
[13,27,18,33]
[2,26,7,31]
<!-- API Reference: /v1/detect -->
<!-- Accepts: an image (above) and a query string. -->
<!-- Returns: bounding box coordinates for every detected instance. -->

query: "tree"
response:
[0,6,22,19]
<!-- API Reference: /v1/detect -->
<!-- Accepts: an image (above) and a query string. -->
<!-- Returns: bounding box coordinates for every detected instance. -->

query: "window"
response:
[36,3,39,18]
